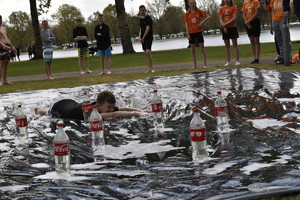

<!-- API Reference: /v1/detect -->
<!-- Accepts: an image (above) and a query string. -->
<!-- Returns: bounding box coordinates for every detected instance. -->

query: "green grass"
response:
[2,42,300,94]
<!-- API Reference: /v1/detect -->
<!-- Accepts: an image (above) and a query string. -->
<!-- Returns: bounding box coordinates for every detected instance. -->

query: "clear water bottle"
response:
[151,89,163,127]
[53,122,70,175]
[190,108,208,161]
[90,105,105,151]
[215,91,229,132]
[15,104,28,143]
[82,91,93,124]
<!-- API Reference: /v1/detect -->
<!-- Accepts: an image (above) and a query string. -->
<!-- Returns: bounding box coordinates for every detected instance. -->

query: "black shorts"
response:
[222,27,239,40]
[245,18,261,37]
[0,44,10,61]
[142,38,153,50]
[189,32,204,44]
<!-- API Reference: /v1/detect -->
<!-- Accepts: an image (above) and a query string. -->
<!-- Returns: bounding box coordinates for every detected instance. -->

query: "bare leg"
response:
[85,57,91,73]
[199,42,207,67]
[224,39,231,63]
[79,58,84,74]
[190,44,197,68]
[0,61,3,85]
[106,56,111,73]
[254,36,260,60]
[1,61,10,84]
[145,49,154,72]
[232,38,240,62]
[249,36,256,59]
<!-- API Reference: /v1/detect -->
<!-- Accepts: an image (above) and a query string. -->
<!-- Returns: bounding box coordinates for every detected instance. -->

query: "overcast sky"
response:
[0,0,186,21]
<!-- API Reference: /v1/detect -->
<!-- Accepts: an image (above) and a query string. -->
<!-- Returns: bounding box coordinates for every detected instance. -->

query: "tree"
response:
[115,0,135,54]
[146,0,170,20]
[163,6,185,34]
[86,11,100,43]
[103,4,120,42]
[52,4,82,46]
[6,11,33,51]
[29,0,43,59]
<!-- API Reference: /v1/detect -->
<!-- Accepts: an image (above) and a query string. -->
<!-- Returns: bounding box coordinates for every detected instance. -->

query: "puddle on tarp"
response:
[0,67,300,199]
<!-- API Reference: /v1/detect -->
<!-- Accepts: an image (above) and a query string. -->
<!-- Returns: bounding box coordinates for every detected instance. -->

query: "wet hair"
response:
[139,5,146,10]
[96,91,116,105]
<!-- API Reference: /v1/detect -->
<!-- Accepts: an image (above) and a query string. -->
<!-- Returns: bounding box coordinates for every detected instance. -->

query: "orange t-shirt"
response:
[270,0,283,21]
[242,0,260,20]
[219,5,238,28]
[184,9,207,34]
[265,3,272,13]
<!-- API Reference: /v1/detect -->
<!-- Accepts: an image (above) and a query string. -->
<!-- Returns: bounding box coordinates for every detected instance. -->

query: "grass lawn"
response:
[1,42,299,94]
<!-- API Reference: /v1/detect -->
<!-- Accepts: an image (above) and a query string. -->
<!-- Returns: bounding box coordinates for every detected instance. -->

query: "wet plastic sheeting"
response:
[0,67,300,199]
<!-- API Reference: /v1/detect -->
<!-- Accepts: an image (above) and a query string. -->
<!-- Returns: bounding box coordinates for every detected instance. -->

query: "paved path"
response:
[9,56,275,82]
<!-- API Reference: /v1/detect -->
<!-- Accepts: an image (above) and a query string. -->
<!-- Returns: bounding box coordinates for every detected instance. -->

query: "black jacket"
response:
[94,23,111,50]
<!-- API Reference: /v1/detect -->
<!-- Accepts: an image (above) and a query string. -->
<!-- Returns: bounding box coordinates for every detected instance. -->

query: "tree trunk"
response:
[29,0,43,59]
[115,0,135,54]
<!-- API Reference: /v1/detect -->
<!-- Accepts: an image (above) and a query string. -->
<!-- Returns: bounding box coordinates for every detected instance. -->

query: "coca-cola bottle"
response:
[90,105,105,151]
[15,104,28,143]
[151,89,163,127]
[190,108,208,161]
[53,122,70,175]
[215,91,229,132]
[82,91,93,124]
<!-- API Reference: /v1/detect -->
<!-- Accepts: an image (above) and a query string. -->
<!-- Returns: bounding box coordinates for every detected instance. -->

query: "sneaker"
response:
[235,61,241,65]
[274,55,280,62]
[107,71,111,74]
[224,62,231,66]
[276,57,284,64]
[251,59,259,64]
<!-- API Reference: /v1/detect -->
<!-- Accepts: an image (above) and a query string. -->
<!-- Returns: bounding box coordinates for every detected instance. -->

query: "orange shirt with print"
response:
[184,9,207,34]
[242,0,260,21]
[219,5,238,28]
[270,0,283,21]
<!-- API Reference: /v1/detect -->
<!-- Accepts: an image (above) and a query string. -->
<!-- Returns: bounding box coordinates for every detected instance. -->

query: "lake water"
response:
[18,27,300,61]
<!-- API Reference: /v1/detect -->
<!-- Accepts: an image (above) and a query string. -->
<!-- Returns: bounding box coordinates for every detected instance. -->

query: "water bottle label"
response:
[82,103,93,113]
[90,120,103,131]
[54,142,70,156]
[151,103,162,112]
[190,128,206,141]
[215,106,227,116]
[15,118,28,127]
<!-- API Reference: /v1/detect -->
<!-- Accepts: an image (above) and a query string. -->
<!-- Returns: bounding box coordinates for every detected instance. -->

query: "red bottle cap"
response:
[93,105,96,108]
[193,108,199,112]
[83,91,87,95]
[217,91,221,94]
[18,104,22,108]
[57,122,63,127]
[153,89,157,93]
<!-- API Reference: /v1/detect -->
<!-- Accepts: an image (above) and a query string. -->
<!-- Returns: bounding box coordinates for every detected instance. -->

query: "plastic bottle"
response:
[15,104,28,143]
[215,91,229,132]
[53,122,70,175]
[151,90,163,127]
[82,91,93,124]
[90,105,105,151]
[189,108,208,161]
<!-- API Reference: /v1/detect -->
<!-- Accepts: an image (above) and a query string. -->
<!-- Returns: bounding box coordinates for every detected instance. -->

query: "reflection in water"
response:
[0,68,300,199]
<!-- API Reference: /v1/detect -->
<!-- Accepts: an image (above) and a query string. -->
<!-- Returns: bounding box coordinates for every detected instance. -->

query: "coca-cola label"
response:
[190,128,206,142]
[90,120,103,131]
[151,103,162,112]
[82,103,93,113]
[215,106,227,117]
[15,118,28,127]
[54,142,70,156]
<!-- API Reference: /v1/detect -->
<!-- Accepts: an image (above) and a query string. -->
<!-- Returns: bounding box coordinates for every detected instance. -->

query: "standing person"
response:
[41,20,56,79]
[184,0,210,69]
[283,0,300,57]
[27,43,32,59]
[265,0,281,63]
[242,0,261,64]
[94,14,112,75]
[16,46,20,61]
[0,15,16,85]
[270,0,292,64]
[73,17,91,75]
[219,0,240,66]
[139,5,154,73]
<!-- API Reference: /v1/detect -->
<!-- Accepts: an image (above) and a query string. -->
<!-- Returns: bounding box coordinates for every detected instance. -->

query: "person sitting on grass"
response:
[35,91,150,120]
